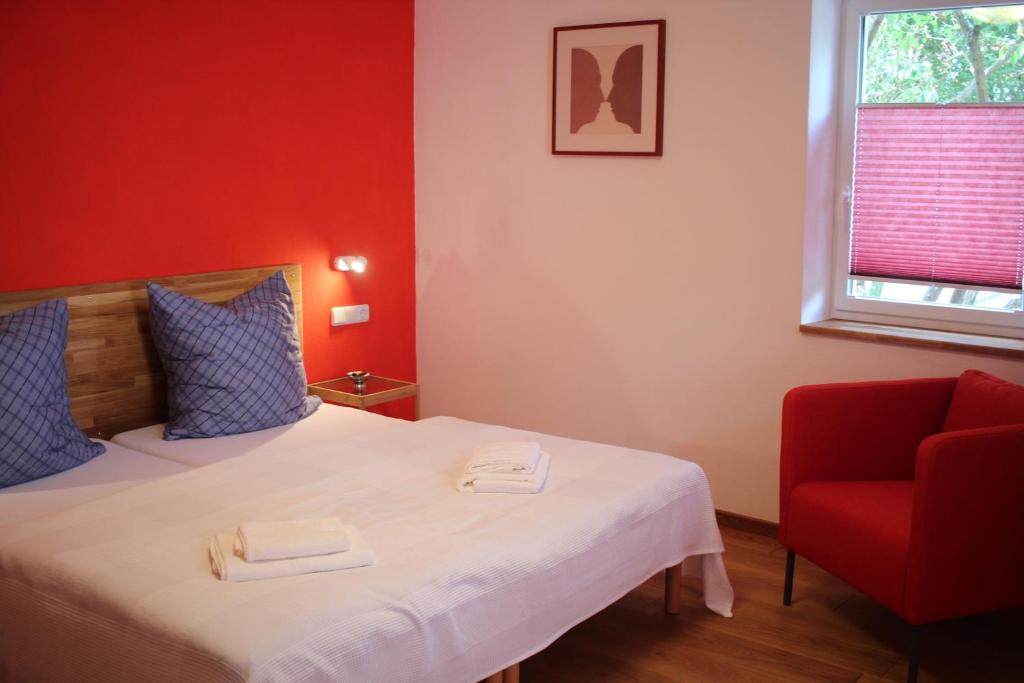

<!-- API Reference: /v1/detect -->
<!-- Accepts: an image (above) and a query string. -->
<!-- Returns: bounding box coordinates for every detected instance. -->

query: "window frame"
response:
[831,0,1024,338]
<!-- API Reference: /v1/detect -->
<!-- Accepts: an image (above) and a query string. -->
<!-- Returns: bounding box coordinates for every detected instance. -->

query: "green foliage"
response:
[862,6,1024,103]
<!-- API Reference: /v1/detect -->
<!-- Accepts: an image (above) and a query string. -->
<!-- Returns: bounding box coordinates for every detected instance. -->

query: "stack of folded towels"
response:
[208,517,375,582]
[456,441,551,493]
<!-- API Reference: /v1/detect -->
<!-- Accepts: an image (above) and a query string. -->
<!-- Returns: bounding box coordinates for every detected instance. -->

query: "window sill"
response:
[800,319,1024,359]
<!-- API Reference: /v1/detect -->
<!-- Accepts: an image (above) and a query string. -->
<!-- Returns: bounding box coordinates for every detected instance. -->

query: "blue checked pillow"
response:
[148,271,320,440]
[0,299,105,488]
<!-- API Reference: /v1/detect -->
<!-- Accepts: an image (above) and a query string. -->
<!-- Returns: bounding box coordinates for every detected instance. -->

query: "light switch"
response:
[331,304,370,326]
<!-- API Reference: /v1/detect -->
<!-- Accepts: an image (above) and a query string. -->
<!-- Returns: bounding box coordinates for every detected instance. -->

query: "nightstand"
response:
[308,375,419,418]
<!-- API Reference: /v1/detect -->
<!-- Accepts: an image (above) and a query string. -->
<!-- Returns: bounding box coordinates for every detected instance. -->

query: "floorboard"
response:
[519,528,1022,682]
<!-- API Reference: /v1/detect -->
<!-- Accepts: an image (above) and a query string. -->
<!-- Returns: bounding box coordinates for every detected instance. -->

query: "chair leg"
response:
[907,625,920,683]
[783,549,795,606]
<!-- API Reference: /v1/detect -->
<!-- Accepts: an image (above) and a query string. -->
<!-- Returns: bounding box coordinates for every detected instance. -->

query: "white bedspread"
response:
[0,416,732,683]
[111,402,398,468]
[0,442,191,525]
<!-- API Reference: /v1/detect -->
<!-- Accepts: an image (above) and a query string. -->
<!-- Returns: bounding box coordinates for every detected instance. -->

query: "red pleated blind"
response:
[850,105,1024,290]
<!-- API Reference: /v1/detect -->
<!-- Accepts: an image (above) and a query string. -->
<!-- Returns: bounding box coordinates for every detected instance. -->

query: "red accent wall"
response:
[0,0,416,417]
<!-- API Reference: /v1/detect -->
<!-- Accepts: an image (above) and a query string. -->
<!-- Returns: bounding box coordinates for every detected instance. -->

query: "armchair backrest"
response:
[942,369,1024,432]
[779,378,956,543]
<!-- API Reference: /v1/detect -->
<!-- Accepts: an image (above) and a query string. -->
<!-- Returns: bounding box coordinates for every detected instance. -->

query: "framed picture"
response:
[552,20,665,156]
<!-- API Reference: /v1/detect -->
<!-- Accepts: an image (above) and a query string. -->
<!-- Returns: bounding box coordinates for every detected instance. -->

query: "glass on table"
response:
[311,375,410,396]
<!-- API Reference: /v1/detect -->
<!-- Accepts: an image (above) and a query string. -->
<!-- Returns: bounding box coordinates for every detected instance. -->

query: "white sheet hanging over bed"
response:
[0,416,733,683]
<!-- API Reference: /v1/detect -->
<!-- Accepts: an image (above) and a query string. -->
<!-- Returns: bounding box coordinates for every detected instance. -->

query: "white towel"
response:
[464,441,542,474]
[209,525,374,582]
[236,517,351,561]
[457,451,551,494]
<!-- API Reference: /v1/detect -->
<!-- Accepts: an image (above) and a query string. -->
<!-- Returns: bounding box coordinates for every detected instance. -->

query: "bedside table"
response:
[308,375,419,418]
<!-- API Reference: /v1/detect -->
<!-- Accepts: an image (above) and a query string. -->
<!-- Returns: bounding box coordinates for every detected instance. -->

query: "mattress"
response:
[0,416,733,683]
[112,402,399,467]
[0,441,191,526]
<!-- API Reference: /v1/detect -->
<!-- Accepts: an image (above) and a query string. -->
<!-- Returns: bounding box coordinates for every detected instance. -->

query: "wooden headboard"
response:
[0,264,303,439]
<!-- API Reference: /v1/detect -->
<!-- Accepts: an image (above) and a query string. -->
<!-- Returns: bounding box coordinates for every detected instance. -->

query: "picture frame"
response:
[552,20,666,156]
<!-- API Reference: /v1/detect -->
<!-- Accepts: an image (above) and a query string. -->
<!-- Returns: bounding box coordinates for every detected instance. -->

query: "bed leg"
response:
[665,562,682,614]
[483,662,519,683]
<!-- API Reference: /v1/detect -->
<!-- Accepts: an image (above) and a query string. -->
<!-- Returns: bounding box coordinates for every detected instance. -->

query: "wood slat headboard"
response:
[0,264,303,439]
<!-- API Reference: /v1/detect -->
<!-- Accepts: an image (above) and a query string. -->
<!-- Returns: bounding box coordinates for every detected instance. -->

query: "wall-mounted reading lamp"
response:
[333,256,368,273]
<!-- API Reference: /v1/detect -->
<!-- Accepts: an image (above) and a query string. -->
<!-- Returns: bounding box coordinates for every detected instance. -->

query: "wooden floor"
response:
[519,527,1022,682]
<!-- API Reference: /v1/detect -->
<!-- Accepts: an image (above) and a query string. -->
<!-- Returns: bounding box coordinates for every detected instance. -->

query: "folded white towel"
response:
[236,517,351,561]
[457,451,551,494]
[464,441,542,474]
[209,525,374,582]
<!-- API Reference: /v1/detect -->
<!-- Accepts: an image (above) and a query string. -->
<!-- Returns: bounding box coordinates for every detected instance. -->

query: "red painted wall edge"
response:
[0,0,416,418]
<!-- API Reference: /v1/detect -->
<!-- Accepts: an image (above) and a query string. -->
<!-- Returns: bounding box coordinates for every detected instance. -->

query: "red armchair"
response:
[779,371,1024,683]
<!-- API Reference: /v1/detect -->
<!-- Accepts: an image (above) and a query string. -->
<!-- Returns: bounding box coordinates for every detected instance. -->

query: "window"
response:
[833,0,1024,337]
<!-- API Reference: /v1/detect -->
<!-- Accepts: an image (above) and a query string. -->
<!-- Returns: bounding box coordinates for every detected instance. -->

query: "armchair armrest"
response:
[780,377,956,540]
[904,424,1024,624]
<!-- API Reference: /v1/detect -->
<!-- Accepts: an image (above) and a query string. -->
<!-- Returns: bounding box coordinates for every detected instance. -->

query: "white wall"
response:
[414,0,1024,522]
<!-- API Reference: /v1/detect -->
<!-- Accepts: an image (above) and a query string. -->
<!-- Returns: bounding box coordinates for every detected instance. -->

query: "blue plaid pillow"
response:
[0,299,105,488]
[148,271,320,440]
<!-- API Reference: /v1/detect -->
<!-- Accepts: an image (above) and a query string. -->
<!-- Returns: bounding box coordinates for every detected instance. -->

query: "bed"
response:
[0,441,190,526]
[111,402,397,468]
[0,265,733,683]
